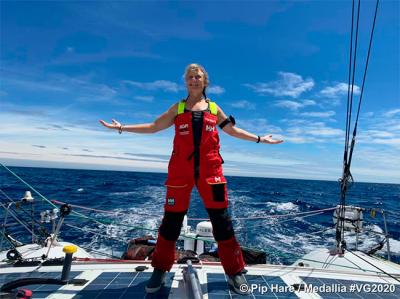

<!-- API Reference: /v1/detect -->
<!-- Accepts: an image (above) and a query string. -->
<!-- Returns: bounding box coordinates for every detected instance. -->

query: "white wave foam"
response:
[266,201,299,213]
[77,188,84,192]
[109,186,165,204]
[383,238,400,254]
[109,191,137,196]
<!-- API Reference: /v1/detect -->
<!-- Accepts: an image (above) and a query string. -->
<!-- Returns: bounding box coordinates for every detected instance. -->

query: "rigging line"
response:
[347,249,400,283]
[235,212,325,232]
[0,229,19,252]
[0,163,57,209]
[348,0,380,168]
[57,197,336,221]
[298,257,396,275]
[0,189,50,237]
[51,199,163,218]
[64,223,128,244]
[0,199,31,231]
[344,0,356,159]
[337,0,362,249]
[68,212,159,233]
[0,202,37,243]
[193,207,337,221]
[347,0,361,154]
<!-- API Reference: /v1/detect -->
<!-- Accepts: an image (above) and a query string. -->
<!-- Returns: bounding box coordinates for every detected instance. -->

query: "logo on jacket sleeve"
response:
[167,198,175,206]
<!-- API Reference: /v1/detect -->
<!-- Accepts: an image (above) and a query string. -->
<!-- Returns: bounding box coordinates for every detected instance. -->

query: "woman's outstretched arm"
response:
[100,103,178,134]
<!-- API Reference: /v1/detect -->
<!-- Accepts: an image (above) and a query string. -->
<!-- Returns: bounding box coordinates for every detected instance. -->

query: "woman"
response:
[100,63,283,295]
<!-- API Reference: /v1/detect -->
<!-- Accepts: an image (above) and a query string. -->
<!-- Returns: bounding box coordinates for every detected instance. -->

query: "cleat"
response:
[145,268,166,293]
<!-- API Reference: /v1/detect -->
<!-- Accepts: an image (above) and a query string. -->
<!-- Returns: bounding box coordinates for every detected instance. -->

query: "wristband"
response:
[256,136,261,143]
[118,125,123,134]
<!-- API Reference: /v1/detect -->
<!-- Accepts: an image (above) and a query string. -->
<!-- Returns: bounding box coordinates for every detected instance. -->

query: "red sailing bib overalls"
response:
[151,100,245,275]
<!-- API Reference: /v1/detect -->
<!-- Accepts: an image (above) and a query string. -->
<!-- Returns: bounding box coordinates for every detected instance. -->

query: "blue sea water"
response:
[1,166,399,265]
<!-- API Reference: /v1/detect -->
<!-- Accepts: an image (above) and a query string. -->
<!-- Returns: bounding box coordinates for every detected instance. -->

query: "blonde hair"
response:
[184,63,209,86]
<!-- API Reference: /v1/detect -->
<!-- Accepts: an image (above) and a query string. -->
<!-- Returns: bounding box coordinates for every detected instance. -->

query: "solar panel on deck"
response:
[207,273,298,298]
[0,271,82,299]
[301,277,400,299]
[74,271,174,299]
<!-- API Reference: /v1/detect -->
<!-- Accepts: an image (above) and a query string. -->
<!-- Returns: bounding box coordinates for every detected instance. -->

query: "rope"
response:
[64,223,129,244]
[236,212,326,232]
[190,207,337,221]
[51,199,162,218]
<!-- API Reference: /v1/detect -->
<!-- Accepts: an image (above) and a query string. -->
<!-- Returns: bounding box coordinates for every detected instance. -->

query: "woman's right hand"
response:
[99,119,122,130]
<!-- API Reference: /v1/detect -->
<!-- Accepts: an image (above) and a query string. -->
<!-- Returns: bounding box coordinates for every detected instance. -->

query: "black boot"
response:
[145,268,166,293]
[228,272,250,295]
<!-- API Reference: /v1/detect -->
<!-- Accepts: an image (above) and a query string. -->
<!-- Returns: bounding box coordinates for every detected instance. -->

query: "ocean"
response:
[1,166,399,265]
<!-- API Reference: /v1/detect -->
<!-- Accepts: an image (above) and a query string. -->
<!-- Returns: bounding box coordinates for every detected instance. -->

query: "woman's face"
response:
[185,68,207,96]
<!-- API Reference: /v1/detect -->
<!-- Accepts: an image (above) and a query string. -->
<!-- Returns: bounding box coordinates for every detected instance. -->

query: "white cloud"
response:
[133,95,154,102]
[244,72,315,98]
[2,70,120,104]
[207,85,225,95]
[4,78,69,92]
[363,130,395,138]
[384,108,400,118]
[283,119,344,142]
[123,80,180,92]
[308,127,343,137]
[274,100,302,110]
[274,99,316,111]
[357,107,400,149]
[303,99,316,106]
[231,100,255,110]
[300,111,336,118]
[320,82,360,98]
[239,118,282,134]
[363,111,374,118]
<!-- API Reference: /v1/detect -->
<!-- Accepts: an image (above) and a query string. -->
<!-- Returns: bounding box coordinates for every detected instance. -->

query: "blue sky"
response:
[1,1,399,183]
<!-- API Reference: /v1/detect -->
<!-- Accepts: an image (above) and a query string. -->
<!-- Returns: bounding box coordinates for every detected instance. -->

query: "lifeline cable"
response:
[347,249,400,283]
[0,188,50,238]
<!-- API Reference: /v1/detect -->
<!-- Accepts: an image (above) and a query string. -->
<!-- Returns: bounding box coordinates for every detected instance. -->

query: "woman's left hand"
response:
[260,135,283,144]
